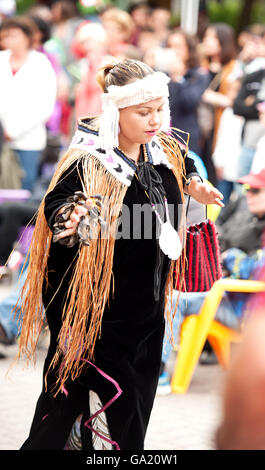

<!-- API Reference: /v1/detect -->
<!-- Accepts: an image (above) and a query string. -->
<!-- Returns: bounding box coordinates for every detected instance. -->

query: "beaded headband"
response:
[98,71,171,151]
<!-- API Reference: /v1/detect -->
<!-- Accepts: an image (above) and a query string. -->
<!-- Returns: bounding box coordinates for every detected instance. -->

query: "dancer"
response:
[17,58,223,450]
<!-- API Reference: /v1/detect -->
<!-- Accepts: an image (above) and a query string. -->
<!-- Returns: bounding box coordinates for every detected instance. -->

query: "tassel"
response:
[98,99,120,151]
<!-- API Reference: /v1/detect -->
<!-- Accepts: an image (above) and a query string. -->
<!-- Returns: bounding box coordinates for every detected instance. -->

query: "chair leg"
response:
[171,315,209,393]
[207,334,231,368]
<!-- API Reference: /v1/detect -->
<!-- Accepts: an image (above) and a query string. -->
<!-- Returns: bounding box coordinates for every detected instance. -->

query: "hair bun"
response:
[96,57,119,91]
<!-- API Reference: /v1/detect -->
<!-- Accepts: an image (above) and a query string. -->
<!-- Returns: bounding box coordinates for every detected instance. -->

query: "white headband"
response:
[98,71,171,151]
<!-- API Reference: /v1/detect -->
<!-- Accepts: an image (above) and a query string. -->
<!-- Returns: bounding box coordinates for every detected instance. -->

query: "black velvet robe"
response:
[21,148,197,450]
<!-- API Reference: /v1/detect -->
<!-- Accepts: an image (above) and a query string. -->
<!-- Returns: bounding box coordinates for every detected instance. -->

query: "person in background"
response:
[199,23,237,185]
[29,13,63,141]
[0,16,57,191]
[50,0,82,68]
[0,171,53,349]
[100,7,135,58]
[70,20,107,123]
[137,26,160,60]
[158,167,265,394]
[128,1,151,47]
[236,24,265,76]
[233,38,265,178]
[212,77,244,204]
[166,28,210,156]
[148,6,171,47]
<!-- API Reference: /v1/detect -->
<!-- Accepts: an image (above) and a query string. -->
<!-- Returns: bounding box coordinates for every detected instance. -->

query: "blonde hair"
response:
[96,57,154,92]
[102,8,135,41]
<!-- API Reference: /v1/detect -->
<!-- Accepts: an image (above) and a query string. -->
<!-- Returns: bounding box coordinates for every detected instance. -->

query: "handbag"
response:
[0,143,24,189]
[175,197,223,292]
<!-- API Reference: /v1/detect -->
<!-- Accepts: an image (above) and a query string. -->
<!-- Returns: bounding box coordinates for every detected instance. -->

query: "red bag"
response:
[175,218,223,292]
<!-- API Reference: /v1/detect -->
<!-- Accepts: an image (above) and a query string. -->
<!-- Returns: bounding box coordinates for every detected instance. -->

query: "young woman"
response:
[17,58,223,450]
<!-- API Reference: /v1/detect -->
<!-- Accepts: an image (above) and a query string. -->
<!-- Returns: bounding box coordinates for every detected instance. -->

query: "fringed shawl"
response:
[15,118,188,395]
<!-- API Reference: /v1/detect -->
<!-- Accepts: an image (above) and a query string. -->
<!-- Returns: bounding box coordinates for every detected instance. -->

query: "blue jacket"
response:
[168,67,210,155]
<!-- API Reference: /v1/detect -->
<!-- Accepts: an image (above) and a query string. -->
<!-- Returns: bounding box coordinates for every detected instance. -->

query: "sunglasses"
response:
[244,186,264,195]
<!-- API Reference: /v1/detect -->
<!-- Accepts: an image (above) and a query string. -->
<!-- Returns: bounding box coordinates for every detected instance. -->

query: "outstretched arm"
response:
[184,177,224,207]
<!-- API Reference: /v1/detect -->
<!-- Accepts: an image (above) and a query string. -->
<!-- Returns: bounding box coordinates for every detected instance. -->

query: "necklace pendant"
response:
[153,197,182,260]
[158,220,182,260]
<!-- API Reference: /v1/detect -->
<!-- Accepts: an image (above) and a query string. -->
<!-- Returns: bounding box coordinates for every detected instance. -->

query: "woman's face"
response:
[119,97,165,147]
[202,27,221,57]
[167,33,189,63]
[1,27,31,52]
[246,188,265,217]
[103,20,126,44]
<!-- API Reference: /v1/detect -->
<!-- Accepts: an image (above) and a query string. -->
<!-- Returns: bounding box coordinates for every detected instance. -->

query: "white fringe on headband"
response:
[98,72,171,151]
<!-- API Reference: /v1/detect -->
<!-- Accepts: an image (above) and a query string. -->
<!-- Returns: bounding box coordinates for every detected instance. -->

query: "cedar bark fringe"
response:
[15,128,188,395]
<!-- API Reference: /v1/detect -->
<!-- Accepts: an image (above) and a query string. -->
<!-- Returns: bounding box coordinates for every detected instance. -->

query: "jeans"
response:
[237,146,256,178]
[14,149,42,191]
[162,290,240,364]
[217,180,234,205]
[0,262,28,341]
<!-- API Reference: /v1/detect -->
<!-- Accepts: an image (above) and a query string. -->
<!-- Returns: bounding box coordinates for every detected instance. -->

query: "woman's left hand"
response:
[185,179,224,207]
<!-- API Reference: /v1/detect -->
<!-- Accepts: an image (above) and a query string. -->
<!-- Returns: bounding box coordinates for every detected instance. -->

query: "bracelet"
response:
[184,175,203,194]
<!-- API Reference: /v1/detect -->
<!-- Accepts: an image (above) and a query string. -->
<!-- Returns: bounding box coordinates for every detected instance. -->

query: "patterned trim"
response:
[68,120,172,187]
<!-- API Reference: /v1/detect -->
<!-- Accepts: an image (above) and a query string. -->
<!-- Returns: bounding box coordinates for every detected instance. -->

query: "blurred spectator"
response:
[101,7,135,57]
[43,2,82,144]
[0,16,57,191]
[166,28,210,155]
[137,26,160,59]
[0,169,53,347]
[69,20,107,121]
[50,0,82,67]
[29,14,63,138]
[216,171,265,255]
[148,6,171,47]
[0,169,52,267]
[233,33,265,178]
[128,1,151,46]
[199,23,237,184]
[212,78,244,204]
[27,4,53,24]
[158,168,265,394]
[237,24,265,76]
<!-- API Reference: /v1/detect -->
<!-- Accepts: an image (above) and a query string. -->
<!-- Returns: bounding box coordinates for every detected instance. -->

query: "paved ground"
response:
[0,283,226,451]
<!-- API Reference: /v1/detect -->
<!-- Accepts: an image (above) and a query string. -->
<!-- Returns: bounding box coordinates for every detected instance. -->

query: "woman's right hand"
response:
[55,198,93,241]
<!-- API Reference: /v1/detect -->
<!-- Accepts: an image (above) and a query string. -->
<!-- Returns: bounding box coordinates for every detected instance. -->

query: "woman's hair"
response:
[29,15,51,44]
[209,23,237,65]
[96,57,154,92]
[51,0,77,21]
[167,28,200,69]
[102,8,135,41]
[0,16,38,46]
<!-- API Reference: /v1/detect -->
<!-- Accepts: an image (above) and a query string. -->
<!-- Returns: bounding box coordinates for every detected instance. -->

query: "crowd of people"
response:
[0,1,265,190]
[0,0,265,451]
